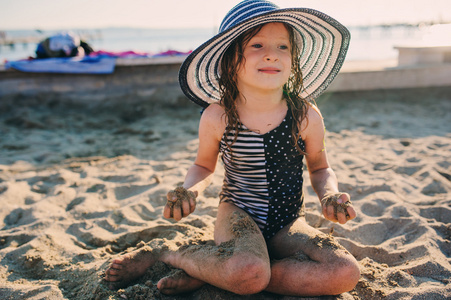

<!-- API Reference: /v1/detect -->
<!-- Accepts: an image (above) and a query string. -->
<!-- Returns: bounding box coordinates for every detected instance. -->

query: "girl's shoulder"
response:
[199,103,227,139]
[203,102,226,115]
[300,103,325,136]
[201,103,226,124]
[299,102,323,124]
[306,103,323,122]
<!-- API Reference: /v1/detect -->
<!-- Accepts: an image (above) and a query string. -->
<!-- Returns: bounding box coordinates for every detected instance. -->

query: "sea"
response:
[0,24,446,64]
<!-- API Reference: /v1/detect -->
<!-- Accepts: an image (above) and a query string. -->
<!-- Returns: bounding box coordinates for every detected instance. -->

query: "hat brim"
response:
[179,8,350,108]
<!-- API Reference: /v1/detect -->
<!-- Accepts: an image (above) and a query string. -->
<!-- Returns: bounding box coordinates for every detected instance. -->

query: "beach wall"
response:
[0,57,186,106]
[1,56,451,103]
[330,61,451,92]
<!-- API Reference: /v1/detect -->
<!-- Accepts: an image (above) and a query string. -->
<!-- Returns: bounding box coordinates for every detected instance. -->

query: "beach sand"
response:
[0,87,450,299]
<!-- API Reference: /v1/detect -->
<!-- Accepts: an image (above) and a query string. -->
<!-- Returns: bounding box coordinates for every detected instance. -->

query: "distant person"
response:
[104,0,360,297]
[35,32,93,59]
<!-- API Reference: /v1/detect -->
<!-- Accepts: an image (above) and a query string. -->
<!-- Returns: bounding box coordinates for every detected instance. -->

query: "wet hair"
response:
[218,22,310,154]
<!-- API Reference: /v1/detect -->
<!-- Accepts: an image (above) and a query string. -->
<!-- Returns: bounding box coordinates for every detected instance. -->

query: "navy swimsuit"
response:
[219,108,305,240]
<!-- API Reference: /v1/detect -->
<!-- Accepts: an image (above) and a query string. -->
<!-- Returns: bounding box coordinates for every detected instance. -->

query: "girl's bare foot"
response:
[157,270,205,295]
[104,246,157,289]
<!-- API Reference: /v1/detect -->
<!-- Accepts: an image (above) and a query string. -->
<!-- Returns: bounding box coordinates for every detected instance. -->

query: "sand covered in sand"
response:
[0,88,450,299]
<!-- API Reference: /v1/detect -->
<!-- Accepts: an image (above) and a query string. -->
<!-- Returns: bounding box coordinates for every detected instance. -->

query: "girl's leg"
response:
[105,202,271,295]
[265,217,360,296]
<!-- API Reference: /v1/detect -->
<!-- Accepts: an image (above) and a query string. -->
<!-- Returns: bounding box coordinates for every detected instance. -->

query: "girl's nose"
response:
[265,55,278,62]
[264,49,278,62]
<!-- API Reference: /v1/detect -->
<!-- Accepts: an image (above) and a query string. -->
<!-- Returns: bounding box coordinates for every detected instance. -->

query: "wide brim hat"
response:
[179,0,351,108]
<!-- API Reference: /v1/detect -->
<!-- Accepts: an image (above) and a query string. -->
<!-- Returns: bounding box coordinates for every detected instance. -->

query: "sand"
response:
[0,87,450,299]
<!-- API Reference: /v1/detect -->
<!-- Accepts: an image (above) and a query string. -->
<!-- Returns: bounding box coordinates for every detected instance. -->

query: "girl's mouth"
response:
[258,68,280,74]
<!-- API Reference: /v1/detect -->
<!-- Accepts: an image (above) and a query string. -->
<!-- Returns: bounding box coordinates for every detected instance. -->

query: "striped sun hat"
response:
[179,0,351,108]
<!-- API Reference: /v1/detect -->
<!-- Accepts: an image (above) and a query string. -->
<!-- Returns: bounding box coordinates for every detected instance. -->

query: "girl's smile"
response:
[258,67,281,74]
[237,22,292,94]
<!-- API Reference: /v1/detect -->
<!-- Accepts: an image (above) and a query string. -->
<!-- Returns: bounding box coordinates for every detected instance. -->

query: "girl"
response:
[105,0,360,296]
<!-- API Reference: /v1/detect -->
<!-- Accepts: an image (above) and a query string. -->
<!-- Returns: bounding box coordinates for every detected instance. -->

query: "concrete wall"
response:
[1,56,451,102]
[329,62,451,92]
[395,46,451,66]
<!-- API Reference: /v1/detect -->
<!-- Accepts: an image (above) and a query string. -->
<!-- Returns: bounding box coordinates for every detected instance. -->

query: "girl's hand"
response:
[321,192,356,224]
[164,187,197,221]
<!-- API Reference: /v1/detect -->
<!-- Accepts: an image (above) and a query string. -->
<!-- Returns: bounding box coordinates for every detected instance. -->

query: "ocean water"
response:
[0,25,439,64]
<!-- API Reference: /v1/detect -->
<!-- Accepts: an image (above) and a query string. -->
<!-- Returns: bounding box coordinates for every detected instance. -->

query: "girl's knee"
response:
[223,254,271,295]
[329,255,360,294]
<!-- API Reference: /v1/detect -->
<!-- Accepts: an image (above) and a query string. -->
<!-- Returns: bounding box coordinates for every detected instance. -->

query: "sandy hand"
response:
[321,192,356,224]
[164,186,197,221]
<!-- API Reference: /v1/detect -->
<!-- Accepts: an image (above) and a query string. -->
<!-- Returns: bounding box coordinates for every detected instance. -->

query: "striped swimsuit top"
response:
[219,108,306,240]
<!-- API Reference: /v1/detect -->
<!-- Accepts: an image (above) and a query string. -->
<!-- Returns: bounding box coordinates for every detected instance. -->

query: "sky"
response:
[1,0,451,30]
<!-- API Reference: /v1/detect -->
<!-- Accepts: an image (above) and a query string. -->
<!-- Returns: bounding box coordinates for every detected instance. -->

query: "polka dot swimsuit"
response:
[219,107,305,240]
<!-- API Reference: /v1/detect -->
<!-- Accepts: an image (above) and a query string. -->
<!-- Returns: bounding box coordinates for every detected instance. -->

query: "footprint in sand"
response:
[437,170,451,182]
[401,260,451,281]
[129,203,157,221]
[393,165,424,176]
[421,179,448,195]
[388,205,411,218]
[66,222,111,248]
[0,184,7,195]
[360,198,396,217]
[86,184,106,193]
[343,221,431,265]
[99,174,141,183]
[419,206,451,224]
[349,217,422,247]
[114,184,156,201]
[66,197,86,211]
[26,174,67,194]
[3,207,35,228]
[0,233,36,249]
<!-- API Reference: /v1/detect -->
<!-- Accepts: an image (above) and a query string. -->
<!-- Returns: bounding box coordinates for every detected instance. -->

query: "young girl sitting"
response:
[105,0,360,296]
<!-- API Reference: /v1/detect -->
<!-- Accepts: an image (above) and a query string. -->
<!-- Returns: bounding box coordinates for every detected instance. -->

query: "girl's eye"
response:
[251,44,263,48]
[279,45,289,50]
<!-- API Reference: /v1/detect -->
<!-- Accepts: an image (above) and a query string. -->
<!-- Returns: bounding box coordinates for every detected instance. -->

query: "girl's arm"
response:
[301,105,356,224]
[164,104,225,221]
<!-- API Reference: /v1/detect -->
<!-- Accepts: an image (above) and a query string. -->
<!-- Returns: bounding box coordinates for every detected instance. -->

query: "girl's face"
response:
[236,22,292,95]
